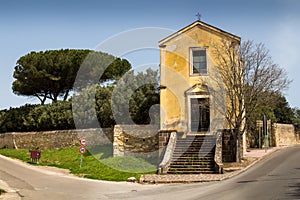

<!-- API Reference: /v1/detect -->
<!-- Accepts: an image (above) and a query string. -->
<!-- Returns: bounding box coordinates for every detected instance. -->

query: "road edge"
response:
[0,180,21,200]
[219,146,289,181]
[0,154,142,185]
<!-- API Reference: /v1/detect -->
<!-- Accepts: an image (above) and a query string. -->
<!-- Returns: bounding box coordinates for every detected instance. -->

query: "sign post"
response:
[263,115,268,152]
[79,138,87,168]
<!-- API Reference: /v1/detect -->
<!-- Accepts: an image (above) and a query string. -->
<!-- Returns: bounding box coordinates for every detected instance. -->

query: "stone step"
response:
[177,137,216,140]
[168,171,216,174]
[171,159,214,162]
[172,156,214,160]
[174,147,215,151]
[174,151,214,154]
[177,139,215,142]
[172,153,214,157]
[170,163,215,167]
[178,139,215,141]
[172,157,214,161]
[175,144,215,147]
[175,148,215,152]
[177,139,216,143]
[176,143,216,146]
[171,158,215,163]
[169,167,215,172]
[169,167,215,171]
[173,152,214,156]
[176,151,214,155]
[178,137,216,140]
[179,135,216,139]
[167,135,217,174]
[172,155,214,159]
[173,151,215,154]
[172,157,214,160]
[175,143,216,147]
[168,168,216,174]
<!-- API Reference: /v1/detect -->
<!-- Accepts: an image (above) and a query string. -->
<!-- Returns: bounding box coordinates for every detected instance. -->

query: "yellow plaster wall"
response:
[160,23,239,133]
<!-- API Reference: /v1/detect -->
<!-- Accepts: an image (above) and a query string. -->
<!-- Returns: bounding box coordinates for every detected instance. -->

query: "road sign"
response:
[80,138,87,146]
[79,146,86,154]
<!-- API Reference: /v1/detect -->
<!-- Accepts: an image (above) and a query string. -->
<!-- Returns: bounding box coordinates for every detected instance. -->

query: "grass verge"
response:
[0,145,157,181]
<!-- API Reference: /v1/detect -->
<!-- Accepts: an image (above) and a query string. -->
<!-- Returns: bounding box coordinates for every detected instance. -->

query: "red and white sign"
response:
[79,146,86,154]
[80,138,87,146]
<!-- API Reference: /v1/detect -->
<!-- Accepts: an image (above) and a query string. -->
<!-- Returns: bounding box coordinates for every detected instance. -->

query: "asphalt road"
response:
[1,145,300,200]
[0,155,162,199]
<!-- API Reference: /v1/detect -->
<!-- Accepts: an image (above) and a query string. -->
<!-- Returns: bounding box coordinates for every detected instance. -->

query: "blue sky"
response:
[1,0,300,109]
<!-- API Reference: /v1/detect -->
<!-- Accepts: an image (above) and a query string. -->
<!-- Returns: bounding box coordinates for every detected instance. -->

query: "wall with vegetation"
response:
[0,128,113,150]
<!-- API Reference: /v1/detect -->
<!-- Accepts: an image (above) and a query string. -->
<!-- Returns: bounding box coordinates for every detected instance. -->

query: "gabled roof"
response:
[159,20,241,46]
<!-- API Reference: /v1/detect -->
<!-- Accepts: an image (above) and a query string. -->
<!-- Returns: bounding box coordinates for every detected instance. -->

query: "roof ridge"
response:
[159,20,240,45]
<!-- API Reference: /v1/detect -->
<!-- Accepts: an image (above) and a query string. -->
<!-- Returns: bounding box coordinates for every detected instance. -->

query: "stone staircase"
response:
[168,135,217,174]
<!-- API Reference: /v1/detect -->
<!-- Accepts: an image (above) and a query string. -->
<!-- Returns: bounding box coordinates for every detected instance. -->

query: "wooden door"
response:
[190,98,210,132]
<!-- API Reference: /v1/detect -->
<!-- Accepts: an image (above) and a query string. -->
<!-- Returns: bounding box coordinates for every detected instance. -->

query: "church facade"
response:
[159,20,241,136]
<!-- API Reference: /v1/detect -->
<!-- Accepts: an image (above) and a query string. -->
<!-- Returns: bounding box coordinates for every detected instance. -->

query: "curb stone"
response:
[0,180,21,200]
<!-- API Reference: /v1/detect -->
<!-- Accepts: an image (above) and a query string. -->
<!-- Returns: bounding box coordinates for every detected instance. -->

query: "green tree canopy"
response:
[12,49,131,104]
[111,68,160,125]
[23,100,75,131]
[272,93,294,124]
[73,68,159,128]
[0,104,37,133]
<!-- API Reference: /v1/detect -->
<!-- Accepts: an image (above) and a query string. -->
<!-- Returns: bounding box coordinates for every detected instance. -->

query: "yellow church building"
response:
[158,20,242,174]
[159,20,241,135]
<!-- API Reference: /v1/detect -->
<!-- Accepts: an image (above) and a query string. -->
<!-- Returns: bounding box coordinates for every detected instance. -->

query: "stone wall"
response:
[76,128,113,146]
[158,130,174,161]
[222,130,236,162]
[273,123,299,146]
[0,128,113,150]
[113,125,159,160]
[0,133,14,149]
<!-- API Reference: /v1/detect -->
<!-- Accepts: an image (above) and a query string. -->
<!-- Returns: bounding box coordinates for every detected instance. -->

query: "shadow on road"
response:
[286,182,300,198]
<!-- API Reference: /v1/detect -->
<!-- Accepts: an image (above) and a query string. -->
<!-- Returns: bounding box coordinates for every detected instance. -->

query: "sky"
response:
[1,0,300,109]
